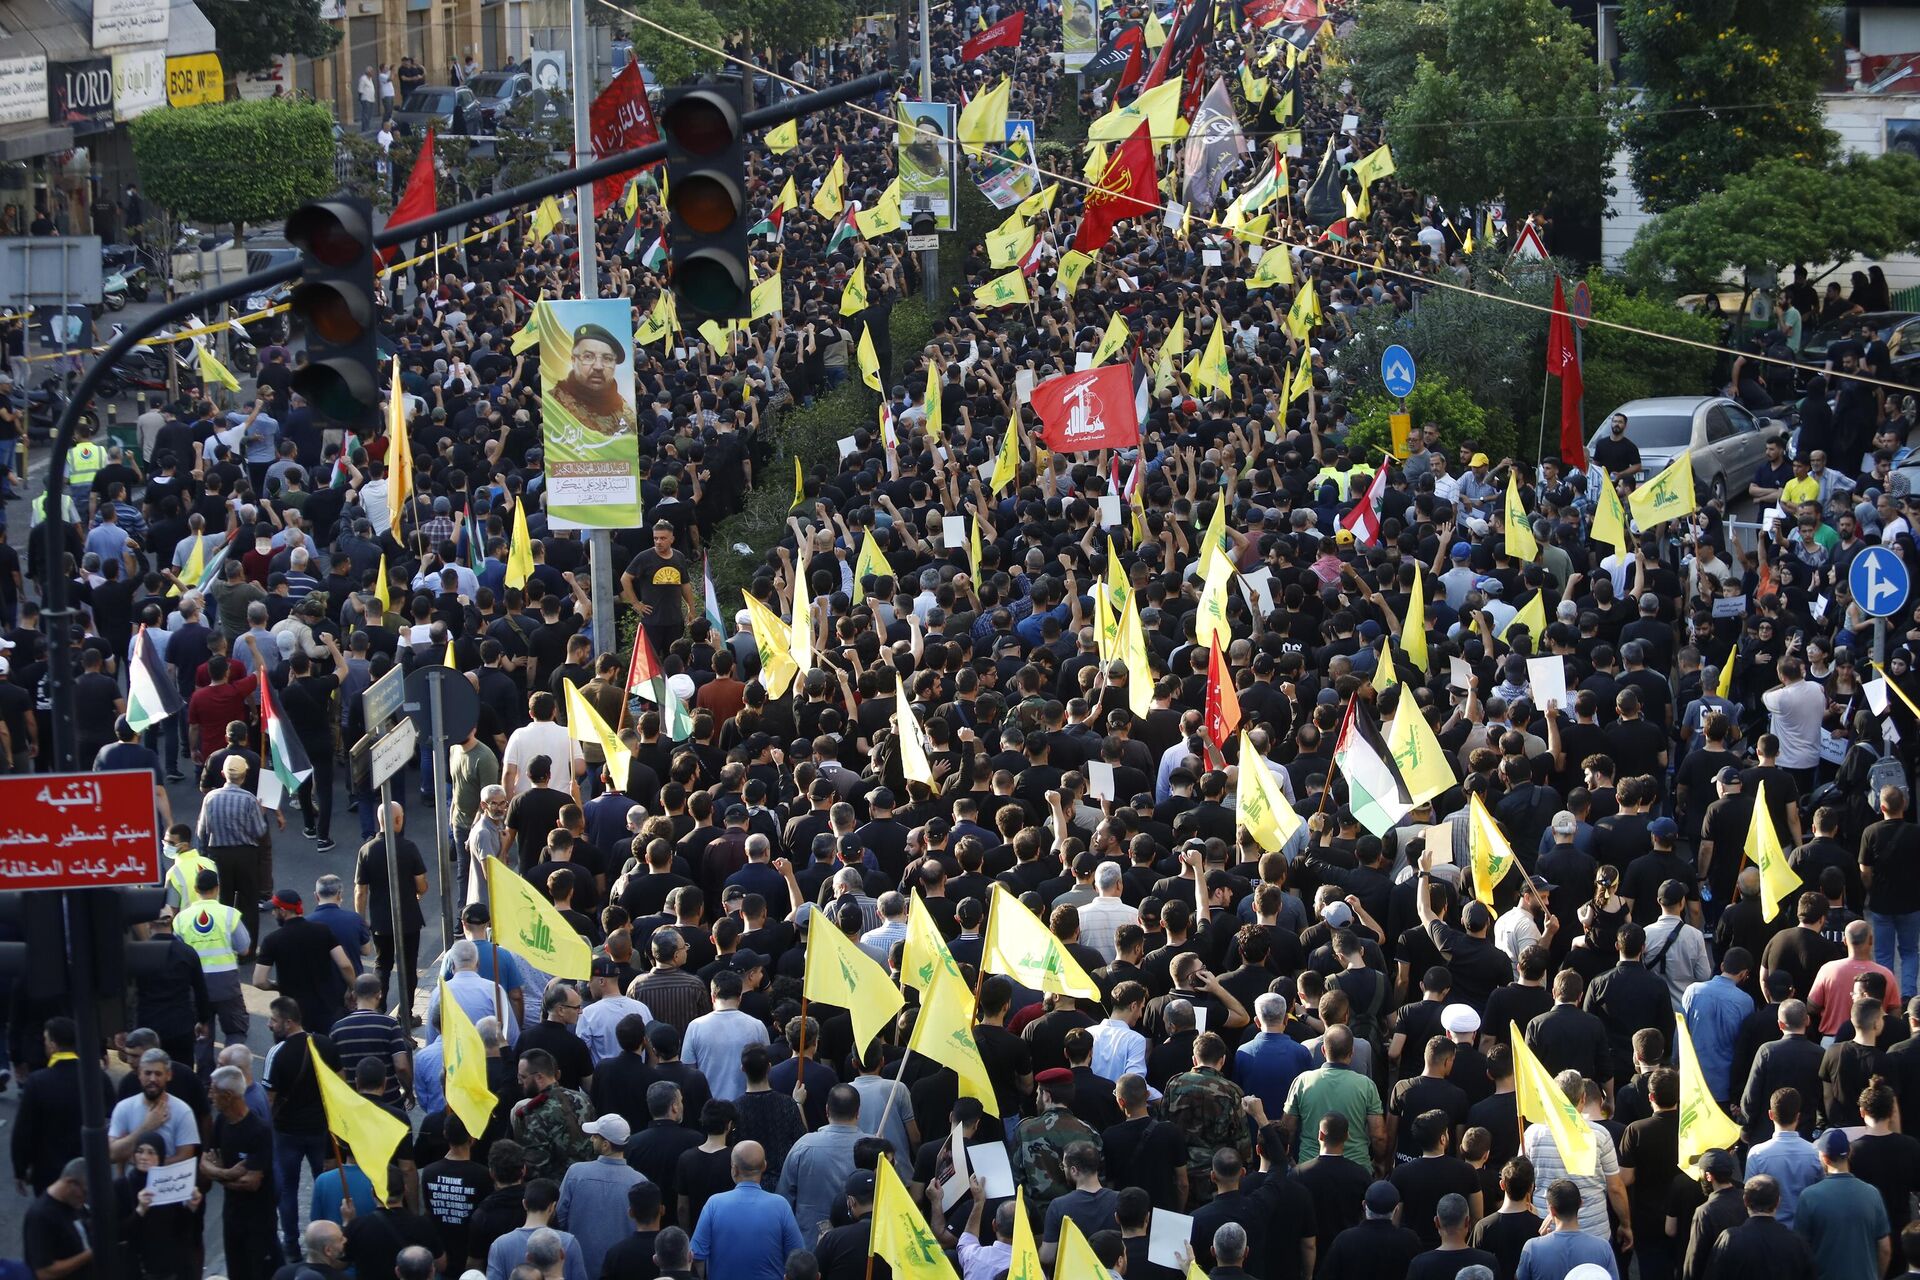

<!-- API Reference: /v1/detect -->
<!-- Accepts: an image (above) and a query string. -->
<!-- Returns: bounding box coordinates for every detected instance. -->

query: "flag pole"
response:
[796,991,810,1105]
[876,1043,914,1139]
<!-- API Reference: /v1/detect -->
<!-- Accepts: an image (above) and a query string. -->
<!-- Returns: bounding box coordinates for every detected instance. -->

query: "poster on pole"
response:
[529,298,645,529]
[1063,0,1102,69]
[975,120,1041,209]
[897,101,958,231]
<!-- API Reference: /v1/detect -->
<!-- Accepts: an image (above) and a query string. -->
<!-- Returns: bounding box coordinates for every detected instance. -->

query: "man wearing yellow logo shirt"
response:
[1780,455,1820,510]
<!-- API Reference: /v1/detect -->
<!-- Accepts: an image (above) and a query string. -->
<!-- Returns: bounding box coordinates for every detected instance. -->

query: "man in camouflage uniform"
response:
[1161,1031,1251,1208]
[1011,1068,1102,1218]
[509,1046,597,1180]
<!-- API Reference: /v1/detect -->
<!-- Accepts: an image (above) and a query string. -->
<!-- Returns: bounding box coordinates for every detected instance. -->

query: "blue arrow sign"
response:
[1381,344,1416,399]
[1852,545,1911,619]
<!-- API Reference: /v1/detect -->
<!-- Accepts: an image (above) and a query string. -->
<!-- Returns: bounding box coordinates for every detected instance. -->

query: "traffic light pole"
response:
[568,0,619,661]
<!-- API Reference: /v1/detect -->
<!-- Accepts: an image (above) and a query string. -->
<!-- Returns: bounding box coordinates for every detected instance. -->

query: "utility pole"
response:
[568,0,618,658]
[918,0,939,305]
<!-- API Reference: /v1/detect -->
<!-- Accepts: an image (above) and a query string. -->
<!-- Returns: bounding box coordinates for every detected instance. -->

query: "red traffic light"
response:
[287,200,374,267]
[661,89,740,157]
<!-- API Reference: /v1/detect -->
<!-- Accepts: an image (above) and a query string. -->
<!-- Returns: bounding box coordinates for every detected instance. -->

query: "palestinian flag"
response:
[192,531,237,593]
[262,677,314,800]
[126,627,183,733]
[640,234,668,272]
[826,203,863,253]
[749,203,785,241]
[703,555,725,638]
[1332,699,1413,837]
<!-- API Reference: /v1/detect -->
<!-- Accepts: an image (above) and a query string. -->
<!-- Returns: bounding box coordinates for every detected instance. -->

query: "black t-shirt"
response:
[23,1195,92,1280]
[1389,1076,1470,1159]
[257,917,346,1031]
[211,1108,277,1221]
[973,1023,1032,1117]
[343,1206,442,1280]
[1862,819,1920,916]
[281,673,339,747]
[1848,1131,1920,1234]
[262,1031,339,1136]
[1590,434,1641,475]
[675,1144,735,1227]
[1469,1208,1545,1280]
[508,787,571,864]
[623,548,692,625]
[1406,1247,1499,1280]
[1388,1156,1481,1246]
[1617,1110,1679,1227]
[419,1157,492,1268]
[1102,1114,1189,1211]
[355,835,427,932]
[73,671,120,741]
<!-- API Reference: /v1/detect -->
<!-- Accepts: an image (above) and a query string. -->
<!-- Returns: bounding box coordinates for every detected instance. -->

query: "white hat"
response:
[736,608,753,630]
[1440,1003,1481,1036]
[582,1114,631,1145]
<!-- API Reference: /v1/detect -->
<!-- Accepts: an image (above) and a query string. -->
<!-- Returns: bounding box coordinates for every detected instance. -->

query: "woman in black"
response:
[115,1132,200,1280]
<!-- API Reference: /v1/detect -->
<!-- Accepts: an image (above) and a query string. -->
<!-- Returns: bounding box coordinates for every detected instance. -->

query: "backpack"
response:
[1870,751,1909,816]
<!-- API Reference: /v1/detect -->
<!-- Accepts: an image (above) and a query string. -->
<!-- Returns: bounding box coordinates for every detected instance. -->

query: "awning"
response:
[0,122,76,163]
[15,0,93,63]
[166,0,216,56]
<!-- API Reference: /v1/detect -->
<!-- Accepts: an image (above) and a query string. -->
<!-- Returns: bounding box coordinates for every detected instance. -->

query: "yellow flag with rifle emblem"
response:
[438,978,498,1144]
[894,672,935,786]
[1402,565,1431,672]
[812,153,846,220]
[1673,1012,1743,1165]
[906,915,998,1112]
[1468,793,1518,904]
[1628,451,1697,528]
[874,1156,963,1280]
[857,324,883,390]
[802,891,905,1054]
[562,679,630,792]
[766,117,798,154]
[990,421,1022,494]
[983,882,1099,997]
[974,268,1031,310]
[1591,471,1629,559]
[486,855,590,979]
[1236,730,1302,852]
[839,259,869,316]
[986,212,1036,269]
[741,590,799,696]
[1506,471,1538,563]
[1056,249,1095,296]
[1192,319,1232,399]
[1744,780,1802,922]
[1388,698,1454,806]
[1353,142,1396,187]
[309,1038,410,1207]
[1094,313,1131,366]
[1511,1021,1597,1175]
[1252,245,1295,288]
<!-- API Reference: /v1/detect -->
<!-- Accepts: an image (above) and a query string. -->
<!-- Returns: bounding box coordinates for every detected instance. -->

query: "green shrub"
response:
[131,98,334,231]
[1346,374,1516,464]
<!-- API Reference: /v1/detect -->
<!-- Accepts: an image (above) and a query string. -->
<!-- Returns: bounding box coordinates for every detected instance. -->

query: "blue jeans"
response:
[273,1129,330,1249]
[1870,910,1920,998]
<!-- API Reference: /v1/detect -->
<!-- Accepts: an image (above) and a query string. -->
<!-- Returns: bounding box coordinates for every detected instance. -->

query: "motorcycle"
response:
[4,376,100,440]
[101,272,129,311]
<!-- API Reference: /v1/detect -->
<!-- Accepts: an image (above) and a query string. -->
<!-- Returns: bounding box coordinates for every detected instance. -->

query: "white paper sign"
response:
[1098,495,1122,528]
[1088,760,1116,801]
[1865,677,1891,715]
[1341,113,1360,132]
[1148,1209,1196,1269]
[1450,656,1473,691]
[836,435,857,460]
[940,1123,971,1211]
[1075,351,1094,372]
[966,1140,1015,1198]
[1163,201,1186,231]
[1811,595,1830,621]
[144,1159,196,1206]
[943,516,967,548]
[1241,565,1276,616]
[1015,370,1036,405]
[1711,595,1747,618]
[1191,1004,1208,1036]
[1526,656,1568,713]
[1202,249,1223,267]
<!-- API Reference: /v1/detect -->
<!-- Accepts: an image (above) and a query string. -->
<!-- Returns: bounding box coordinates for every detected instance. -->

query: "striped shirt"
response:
[329,1008,409,1107]
[630,966,711,1032]
[197,783,267,848]
[1522,1118,1621,1238]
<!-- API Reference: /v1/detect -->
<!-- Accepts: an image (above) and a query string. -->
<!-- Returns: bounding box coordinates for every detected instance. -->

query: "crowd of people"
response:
[12,1,1920,1280]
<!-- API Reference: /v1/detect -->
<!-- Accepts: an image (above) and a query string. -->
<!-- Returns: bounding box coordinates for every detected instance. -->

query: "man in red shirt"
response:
[187,650,258,764]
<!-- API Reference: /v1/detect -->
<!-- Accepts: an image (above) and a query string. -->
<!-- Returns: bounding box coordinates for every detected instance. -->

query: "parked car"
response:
[391,84,478,132]
[1588,396,1785,506]
[1800,310,1916,365]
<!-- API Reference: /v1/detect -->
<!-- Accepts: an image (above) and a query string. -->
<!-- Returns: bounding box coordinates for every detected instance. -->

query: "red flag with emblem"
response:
[1031,364,1140,453]
[1548,276,1586,468]
[1204,639,1240,760]
[1072,122,1158,254]
[961,10,1026,59]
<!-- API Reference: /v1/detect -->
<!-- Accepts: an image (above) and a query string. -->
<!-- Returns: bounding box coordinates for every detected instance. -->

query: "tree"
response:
[1336,0,1450,122]
[130,98,335,240]
[711,0,854,60]
[195,0,338,74]
[626,0,726,86]
[1574,274,1721,426]
[1624,154,1920,297]
[1384,0,1612,224]
[1618,0,1836,214]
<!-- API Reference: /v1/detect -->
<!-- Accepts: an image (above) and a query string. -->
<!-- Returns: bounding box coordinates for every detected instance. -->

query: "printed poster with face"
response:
[531,298,644,528]
[897,100,957,231]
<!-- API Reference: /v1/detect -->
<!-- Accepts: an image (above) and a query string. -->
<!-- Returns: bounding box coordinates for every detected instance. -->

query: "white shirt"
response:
[1076,894,1140,963]
[502,721,580,795]
[1761,678,1826,770]
[575,994,654,1065]
[1089,1017,1148,1085]
[1493,904,1542,968]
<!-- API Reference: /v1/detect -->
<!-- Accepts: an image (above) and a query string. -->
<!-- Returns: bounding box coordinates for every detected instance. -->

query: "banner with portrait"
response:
[529,298,644,529]
[1062,0,1101,69]
[975,119,1041,210]
[897,100,957,231]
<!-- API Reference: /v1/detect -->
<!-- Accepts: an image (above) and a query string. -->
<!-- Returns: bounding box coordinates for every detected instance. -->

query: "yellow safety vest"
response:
[175,898,241,973]
[164,849,215,906]
[68,441,104,487]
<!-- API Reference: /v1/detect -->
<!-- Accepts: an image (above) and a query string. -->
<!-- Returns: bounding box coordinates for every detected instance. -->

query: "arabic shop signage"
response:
[0,770,161,891]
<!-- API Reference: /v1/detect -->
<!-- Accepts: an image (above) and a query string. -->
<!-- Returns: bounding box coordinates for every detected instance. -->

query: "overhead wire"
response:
[610,0,1913,395]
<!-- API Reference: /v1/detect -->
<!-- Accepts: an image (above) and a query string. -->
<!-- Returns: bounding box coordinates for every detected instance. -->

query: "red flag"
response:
[1548,277,1586,467]
[1072,122,1158,254]
[1031,364,1140,453]
[1245,0,1285,26]
[1178,45,1207,120]
[589,61,660,217]
[1339,460,1389,546]
[380,126,437,266]
[1279,0,1320,21]
[1118,38,1145,91]
[961,10,1026,59]
[1139,0,1183,90]
[1204,640,1241,758]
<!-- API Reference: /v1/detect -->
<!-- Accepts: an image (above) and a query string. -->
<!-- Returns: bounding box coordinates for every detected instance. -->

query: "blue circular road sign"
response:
[1381,344,1416,399]
[1851,545,1911,618]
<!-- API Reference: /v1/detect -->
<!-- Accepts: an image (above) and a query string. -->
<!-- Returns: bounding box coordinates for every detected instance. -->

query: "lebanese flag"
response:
[1072,122,1158,254]
[1548,276,1586,468]
[1204,639,1240,760]
[1031,363,1140,452]
[1339,460,1388,545]
[962,10,1025,59]
[380,126,437,266]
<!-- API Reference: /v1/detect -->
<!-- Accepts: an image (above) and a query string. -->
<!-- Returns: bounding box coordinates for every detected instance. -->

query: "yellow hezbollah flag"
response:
[1469,793,1519,904]
[852,532,896,604]
[857,325,883,390]
[751,270,783,321]
[803,897,904,1054]
[1403,564,1429,672]
[444,640,457,670]
[1094,313,1131,366]
[487,855,590,979]
[504,496,534,590]
[968,515,984,582]
[309,1038,410,1206]
[742,590,799,696]
[975,268,1031,310]
[1388,701,1454,808]
[1019,182,1061,218]
[908,954,998,1112]
[873,1155,962,1280]
[1117,590,1153,718]
[1251,245,1295,288]
[793,455,805,509]
[958,76,1012,154]
[987,212,1036,269]
[563,679,630,792]
[530,196,563,241]
[636,292,677,346]
[1629,451,1697,528]
[1056,249,1095,297]
[1745,780,1802,922]
[1057,1217,1108,1280]
[1192,319,1232,399]
[439,978,497,1143]
[839,259,869,316]
[901,892,965,995]
[990,421,1022,494]
[386,356,412,518]
[1093,582,1118,663]
[1591,472,1629,560]
[856,179,904,238]
[895,673,935,786]
[812,153,847,220]
[924,360,943,439]
[789,555,812,674]
[198,344,241,393]
[1505,472,1537,563]
[1237,731,1302,852]
[1717,645,1737,699]
[373,552,391,620]
[1511,1021,1598,1176]
[1197,493,1232,583]
[1088,77,1183,143]
[984,882,1099,998]
[1195,556,1233,650]
[766,117,799,154]
[1375,638,1399,691]
[1498,589,1548,646]
[1008,1189,1045,1280]
[1673,1012,1742,1166]
[1353,142,1396,187]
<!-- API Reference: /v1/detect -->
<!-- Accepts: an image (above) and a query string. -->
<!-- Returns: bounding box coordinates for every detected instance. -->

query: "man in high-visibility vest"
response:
[172,865,251,1075]
[65,422,105,509]
[161,823,215,911]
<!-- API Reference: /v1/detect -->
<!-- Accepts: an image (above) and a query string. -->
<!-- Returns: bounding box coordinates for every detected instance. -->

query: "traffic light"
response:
[286,195,379,424]
[660,84,749,320]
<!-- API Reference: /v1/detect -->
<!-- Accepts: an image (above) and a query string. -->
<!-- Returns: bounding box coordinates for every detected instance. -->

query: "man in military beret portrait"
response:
[551,323,638,438]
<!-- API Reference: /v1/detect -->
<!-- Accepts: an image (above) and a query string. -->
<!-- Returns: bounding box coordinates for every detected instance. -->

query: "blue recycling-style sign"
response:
[1380,344,1416,398]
